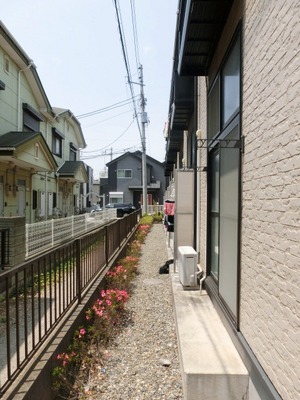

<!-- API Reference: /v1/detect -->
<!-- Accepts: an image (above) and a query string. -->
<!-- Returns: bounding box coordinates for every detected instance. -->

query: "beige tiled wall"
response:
[240,1,300,399]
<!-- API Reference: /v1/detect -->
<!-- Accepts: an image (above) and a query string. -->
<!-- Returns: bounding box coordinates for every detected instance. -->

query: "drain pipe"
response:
[17,60,35,130]
[196,265,206,295]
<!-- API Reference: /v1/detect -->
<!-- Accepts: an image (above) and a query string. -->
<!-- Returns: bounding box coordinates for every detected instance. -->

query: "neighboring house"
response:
[100,151,166,209]
[165,1,299,400]
[81,177,101,209]
[91,178,101,206]
[0,21,89,223]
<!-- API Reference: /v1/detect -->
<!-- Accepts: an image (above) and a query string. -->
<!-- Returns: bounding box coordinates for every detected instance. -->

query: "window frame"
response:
[52,128,64,158]
[4,55,10,74]
[206,29,242,325]
[117,169,132,179]
[69,143,77,161]
[23,103,43,132]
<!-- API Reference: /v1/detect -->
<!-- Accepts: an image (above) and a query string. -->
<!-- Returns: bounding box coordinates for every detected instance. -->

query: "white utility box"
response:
[178,246,198,288]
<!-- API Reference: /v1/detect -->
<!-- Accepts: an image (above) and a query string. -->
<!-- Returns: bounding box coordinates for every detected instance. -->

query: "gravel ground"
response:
[86,223,183,400]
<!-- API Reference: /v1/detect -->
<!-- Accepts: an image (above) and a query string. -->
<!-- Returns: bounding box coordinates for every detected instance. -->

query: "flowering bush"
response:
[52,217,152,398]
[87,289,128,321]
[135,224,151,243]
[105,264,130,291]
[127,239,142,257]
[85,289,129,345]
[106,254,139,292]
[120,255,139,268]
[52,326,89,397]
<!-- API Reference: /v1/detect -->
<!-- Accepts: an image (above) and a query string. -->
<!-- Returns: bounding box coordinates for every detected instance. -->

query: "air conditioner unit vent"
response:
[178,246,198,289]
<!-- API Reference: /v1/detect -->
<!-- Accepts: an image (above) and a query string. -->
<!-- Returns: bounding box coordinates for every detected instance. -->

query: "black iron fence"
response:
[0,211,140,396]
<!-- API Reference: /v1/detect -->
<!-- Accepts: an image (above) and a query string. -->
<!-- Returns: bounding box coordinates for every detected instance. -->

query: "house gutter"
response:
[17,60,35,130]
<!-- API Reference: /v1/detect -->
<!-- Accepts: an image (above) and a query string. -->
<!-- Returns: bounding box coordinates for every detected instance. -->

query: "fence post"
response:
[105,225,109,266]
[51,219,54,248]
[76,239,82,304]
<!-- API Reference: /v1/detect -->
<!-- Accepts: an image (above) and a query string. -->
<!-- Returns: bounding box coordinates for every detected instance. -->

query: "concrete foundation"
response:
[170,272,249,400]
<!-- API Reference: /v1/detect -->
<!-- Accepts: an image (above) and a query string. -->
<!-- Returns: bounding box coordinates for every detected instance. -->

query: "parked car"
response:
[82,204,102,214]
[105,203,136,217]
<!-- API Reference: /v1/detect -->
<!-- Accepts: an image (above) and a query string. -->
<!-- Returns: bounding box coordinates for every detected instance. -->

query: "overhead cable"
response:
[80,145,140,161]
[76,96,139,119]
[81,118,136,154]
[130,0,140,70]
[113,0,142,142]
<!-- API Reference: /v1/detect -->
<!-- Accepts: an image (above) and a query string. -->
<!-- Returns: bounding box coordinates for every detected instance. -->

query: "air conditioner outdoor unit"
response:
[178,246,198,289]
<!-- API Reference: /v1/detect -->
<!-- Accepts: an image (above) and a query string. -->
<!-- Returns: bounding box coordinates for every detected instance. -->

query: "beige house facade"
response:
[165,1,299,399]
[0,21,88,223]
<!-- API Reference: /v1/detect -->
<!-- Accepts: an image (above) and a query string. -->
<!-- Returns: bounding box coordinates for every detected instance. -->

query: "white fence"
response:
[147,205,164,215]
[25,209,117,259]
[26,205,164,259]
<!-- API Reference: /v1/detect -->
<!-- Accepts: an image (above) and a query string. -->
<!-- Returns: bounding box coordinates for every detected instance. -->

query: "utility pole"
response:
[139,64,148,215]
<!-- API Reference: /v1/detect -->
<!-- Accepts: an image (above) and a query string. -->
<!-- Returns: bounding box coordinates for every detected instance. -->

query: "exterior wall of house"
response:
[0,48,19,132]
[0,48,48,221]
[0,50,43,134]
[194,1,299,399]
[0,29,86,223]
[239,1,300,399]
[0,165,31,219]
[48,117,81,167]
[117,156,143,202]
[166,0,299,399]
[103,153,166,208]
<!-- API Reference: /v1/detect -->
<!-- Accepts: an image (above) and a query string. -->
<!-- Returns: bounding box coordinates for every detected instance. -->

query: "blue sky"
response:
[1,1,178,177]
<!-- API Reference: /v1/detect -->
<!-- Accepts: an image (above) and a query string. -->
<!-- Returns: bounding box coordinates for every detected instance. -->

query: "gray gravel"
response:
[86,223,183,399]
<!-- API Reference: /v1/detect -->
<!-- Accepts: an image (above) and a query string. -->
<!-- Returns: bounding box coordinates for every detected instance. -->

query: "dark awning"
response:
[170,72,194,131]
[177,0,234,76]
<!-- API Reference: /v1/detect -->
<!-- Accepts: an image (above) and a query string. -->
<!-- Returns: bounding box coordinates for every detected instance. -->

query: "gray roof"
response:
[0,131,40,148]
[57,161,85,175]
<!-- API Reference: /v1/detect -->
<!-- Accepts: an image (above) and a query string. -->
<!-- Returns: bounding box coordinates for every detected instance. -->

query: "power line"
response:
[76,96,139,119]
[80,145,140,161]
[130,0,140,70]
[112,0,148,213]
[81,109,132,129]
[81,118,136,154]
[113,0,142,142]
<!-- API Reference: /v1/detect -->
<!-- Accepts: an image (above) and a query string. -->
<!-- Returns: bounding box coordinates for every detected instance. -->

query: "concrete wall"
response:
[0,217,25,267]
[240,1,300,399]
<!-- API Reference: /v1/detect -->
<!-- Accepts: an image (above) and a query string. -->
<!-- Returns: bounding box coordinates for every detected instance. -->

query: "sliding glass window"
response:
[207,31,241,322]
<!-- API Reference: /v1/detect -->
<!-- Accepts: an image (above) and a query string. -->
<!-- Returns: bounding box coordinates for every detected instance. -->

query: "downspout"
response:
[56,173,59,215]
[182,130,188,168]
[17,60,35,130]
[193,76,198,252]
[30,169,36,223]
[45,172,47,221]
